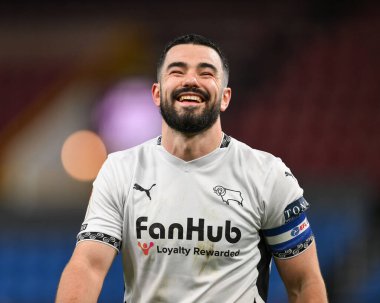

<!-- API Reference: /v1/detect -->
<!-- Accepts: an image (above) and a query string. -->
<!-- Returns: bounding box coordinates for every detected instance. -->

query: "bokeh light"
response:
[61,130,107,181]
[93,78,161,152]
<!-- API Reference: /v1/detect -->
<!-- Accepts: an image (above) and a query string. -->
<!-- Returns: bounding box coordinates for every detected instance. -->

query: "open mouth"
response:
[178,95,203,103]
[172,87,209,104]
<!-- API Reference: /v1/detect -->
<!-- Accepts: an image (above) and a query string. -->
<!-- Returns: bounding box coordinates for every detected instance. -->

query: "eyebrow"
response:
[197,62,218,74]
[166,61,218,74]
[166,61,187,70]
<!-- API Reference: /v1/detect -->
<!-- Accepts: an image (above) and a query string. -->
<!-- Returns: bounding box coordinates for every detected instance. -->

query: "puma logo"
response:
[285,171,295,179]
[133,183,156,200]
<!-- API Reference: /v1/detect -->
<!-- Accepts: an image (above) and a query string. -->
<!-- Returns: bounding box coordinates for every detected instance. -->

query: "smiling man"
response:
[155,42,229,138]
[56,34,328,303]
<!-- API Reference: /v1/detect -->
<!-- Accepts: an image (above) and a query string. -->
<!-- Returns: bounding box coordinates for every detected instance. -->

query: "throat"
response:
[171,140,203,161]
[160,126,224,161]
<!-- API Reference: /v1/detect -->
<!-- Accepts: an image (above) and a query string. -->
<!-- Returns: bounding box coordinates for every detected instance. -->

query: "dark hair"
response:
[156,33,229,85]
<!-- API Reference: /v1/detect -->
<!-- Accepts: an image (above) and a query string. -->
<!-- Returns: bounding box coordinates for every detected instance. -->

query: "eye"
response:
[200,71,214,77]
[169,70,183,75]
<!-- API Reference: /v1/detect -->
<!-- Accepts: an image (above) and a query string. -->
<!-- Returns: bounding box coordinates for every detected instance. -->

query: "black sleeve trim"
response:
[77,232,122,251]
[273,235,314,259]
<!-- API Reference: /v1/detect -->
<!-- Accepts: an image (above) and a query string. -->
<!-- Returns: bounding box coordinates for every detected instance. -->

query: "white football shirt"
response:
[77,134,313,303]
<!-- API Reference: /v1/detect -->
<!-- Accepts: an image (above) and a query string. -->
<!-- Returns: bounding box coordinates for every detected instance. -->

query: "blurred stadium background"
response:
[0,1,379,302]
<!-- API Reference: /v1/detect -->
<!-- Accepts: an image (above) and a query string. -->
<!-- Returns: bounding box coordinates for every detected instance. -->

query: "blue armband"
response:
[263,213,314,259]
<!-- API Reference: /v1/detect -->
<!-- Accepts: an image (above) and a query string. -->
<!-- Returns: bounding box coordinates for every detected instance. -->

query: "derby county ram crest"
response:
[213,186,243,207]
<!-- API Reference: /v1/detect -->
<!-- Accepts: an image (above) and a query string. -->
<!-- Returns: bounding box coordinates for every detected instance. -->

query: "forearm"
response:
[55,259,104,303]
[288,278,328,303]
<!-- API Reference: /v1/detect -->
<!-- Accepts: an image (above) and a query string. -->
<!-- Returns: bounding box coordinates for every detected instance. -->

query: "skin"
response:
[151,44,232,161]
[55,241,116,302]
[55,43,328,303]
[275,242,328,302]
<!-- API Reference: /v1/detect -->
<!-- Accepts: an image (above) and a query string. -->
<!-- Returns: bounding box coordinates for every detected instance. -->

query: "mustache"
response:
[171,87,210,101]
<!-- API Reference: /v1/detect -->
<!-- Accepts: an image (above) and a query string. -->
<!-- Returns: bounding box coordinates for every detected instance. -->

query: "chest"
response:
[123,162,262,252]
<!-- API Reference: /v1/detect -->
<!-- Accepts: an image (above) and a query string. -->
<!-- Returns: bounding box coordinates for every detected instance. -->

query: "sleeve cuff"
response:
[77,232,122,252]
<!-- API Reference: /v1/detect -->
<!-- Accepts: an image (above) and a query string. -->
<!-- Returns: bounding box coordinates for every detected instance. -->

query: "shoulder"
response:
[107,137,159,163]
[230,137,280,173]
[96,138,159,179]
[229,137,296,196]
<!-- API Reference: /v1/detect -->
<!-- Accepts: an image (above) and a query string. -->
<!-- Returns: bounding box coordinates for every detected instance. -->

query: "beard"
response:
[159,87,221,134]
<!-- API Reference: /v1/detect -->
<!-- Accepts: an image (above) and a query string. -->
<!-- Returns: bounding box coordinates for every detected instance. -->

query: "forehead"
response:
[163,44,223,70]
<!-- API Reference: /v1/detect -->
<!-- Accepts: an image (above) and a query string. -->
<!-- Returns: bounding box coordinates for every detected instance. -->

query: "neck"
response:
[160,118,224,161]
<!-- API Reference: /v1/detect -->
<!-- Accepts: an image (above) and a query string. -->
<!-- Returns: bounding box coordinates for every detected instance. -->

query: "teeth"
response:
[179,95,202,102]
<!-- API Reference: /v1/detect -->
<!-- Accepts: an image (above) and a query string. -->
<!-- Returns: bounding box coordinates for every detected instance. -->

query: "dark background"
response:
[0,1,379,302]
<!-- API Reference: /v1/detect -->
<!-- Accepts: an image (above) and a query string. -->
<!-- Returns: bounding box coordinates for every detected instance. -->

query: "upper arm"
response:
[261,158,312,259]
[70,240,117,278]
[274,241,327,301]
[275,241,321,287]
[77,155,124,253]
[56,240,117,302]
[260,158,327,300]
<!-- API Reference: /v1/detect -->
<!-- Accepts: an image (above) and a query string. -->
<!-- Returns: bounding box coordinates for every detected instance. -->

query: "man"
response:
[56,34,328,302]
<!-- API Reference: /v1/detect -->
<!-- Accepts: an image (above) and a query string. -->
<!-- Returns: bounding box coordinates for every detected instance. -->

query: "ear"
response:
[220,87,232,112]
[152,83,161,107]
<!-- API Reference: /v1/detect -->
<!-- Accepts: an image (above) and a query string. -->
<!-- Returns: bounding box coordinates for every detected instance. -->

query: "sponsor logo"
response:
[155,245,240,258]
[213,186,243,207]
[291,227,300,236]
[138,243,241,258]
[136,217,241,244]
[284,197,310,223]
[291,221,309,237]
[138,241,154,255]
[157,245,191,256]
[193,247,239,257]
[133,183,156,200]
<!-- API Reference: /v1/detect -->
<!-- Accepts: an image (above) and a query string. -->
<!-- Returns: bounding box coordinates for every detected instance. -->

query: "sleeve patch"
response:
[263,213,314,257]
[284,197,310,223]
[77,232,122,252]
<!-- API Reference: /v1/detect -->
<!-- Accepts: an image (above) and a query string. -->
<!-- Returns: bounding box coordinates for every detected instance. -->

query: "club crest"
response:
[213,186,243,207]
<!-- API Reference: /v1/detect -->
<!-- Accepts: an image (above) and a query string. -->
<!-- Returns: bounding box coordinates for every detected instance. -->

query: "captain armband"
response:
[262,213,314,259]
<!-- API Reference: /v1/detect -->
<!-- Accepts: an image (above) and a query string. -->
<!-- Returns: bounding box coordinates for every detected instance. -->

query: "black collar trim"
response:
[157,133,231,148]
[220,133,231,148]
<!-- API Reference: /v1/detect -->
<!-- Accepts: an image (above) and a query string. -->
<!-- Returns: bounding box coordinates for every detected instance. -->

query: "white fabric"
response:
[78,136,305,302]
[265,216,310,245]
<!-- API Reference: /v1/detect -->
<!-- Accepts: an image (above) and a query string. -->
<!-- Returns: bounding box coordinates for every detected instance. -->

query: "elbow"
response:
[287,276,328,303]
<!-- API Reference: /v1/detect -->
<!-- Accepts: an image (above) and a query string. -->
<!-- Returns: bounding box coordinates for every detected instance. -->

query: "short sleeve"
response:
[261,158,314,259]
[77,156,123,252]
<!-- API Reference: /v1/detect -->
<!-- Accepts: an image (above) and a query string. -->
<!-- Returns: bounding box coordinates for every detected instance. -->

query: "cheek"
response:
[159,88,170,102]
[162,81,178,96]
[208,81,222,96]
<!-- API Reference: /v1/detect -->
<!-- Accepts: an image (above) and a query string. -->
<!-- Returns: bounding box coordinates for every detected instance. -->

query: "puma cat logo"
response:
[285,171,295,179]
[133,183,156,200]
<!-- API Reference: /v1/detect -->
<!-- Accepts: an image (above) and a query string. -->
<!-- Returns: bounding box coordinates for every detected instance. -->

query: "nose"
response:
[182,72,199,87]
